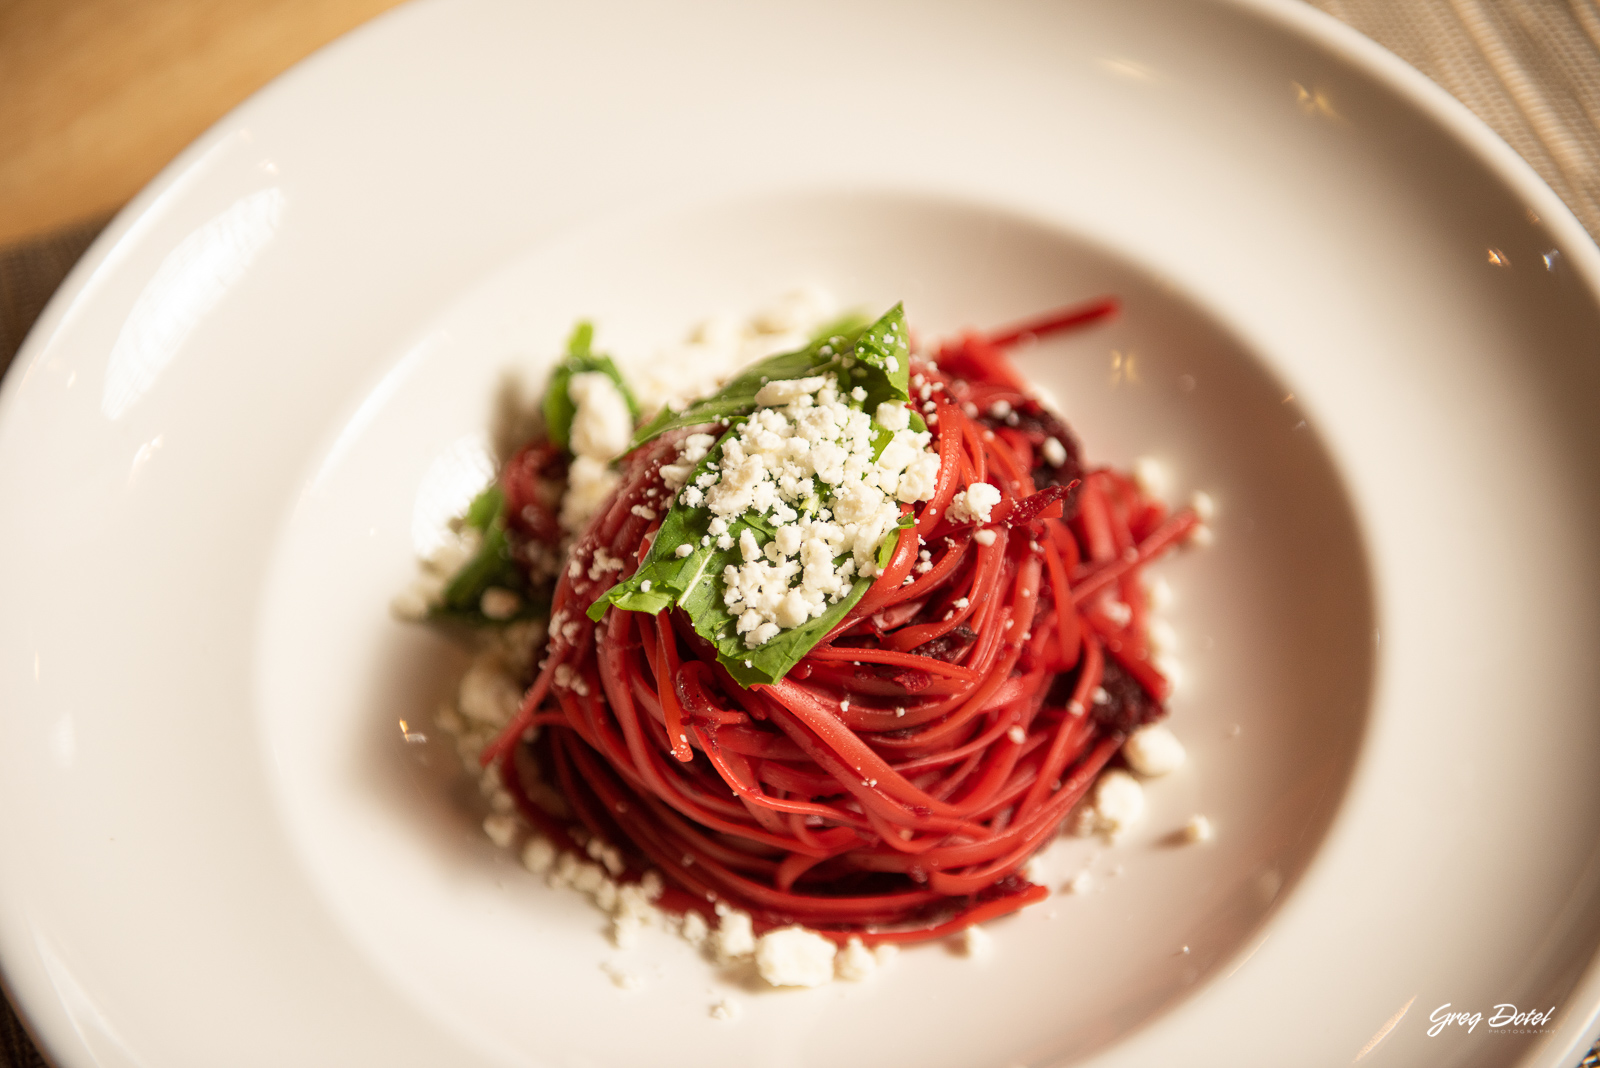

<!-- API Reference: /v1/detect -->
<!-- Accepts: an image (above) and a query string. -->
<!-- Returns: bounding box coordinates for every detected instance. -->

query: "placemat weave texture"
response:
[1308,0,1600,239]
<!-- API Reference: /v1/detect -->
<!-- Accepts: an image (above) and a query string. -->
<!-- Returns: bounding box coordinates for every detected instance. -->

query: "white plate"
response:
[3,1,1600,1066]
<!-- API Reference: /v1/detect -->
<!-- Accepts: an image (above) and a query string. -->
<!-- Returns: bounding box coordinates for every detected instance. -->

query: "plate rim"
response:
[1218,3,1600,1064]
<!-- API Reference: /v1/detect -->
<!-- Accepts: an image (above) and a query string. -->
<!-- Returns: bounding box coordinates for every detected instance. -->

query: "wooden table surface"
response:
[0,0,408,248]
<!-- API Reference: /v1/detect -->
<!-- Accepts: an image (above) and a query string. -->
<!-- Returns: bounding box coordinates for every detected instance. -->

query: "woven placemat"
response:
[3,3,1600,1066]
[1307,0,1600,240]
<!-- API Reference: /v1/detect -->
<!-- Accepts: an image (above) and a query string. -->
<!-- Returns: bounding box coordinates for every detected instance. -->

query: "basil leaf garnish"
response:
[631,304,910,447]
[589,303,920,687]
[431,484,542,624]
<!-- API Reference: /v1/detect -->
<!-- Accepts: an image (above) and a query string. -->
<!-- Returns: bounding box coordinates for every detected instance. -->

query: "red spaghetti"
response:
[486,298,1199,945]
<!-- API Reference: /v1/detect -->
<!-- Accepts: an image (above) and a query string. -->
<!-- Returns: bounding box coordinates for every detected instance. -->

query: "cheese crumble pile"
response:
[561,372,634,536]
[660,373,941,648]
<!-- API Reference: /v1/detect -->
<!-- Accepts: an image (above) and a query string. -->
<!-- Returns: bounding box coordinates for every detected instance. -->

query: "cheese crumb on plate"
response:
[755,926,838,987]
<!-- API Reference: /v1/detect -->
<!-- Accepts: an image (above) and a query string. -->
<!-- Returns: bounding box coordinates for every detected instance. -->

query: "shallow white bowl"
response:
[3,1,1600,1066]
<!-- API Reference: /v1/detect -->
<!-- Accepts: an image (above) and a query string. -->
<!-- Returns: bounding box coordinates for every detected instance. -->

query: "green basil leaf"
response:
[588,423,746,623]
[588,423,913,686]
[878,510,915,570]
[543,321,640,451]
[463,483,502,531]
[716,580,871,688]
[842,303,911,418]
[629,342,847,447]
[589,302,921,685]
[431,485,541,623]
[630,304,911,447]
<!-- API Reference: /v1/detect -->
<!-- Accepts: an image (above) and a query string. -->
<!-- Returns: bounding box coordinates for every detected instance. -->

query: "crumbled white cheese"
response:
[1133,456,1171,499]
[751,285,835,336]
[585,835,626,877]
[680,909,710,947]
[874,400,910,431]
[561,455,622,535]
[753,375,828,407]
[898,451,941,502]
[708,998,740,1021]
[680,372,939,648]
[755,926,838,987]
[587,546,625,582]
[1066,871,1094,895]
[711,907,757,962]
[571,861,606,894]
[479,766,514,814]
[521,836,556,874]
[483,813,518,848]
[390,526,482,619]
[1183,814,1215,843]
[600,962,642,990]
[957,925,991,957]
[609,883,662,949]
[548,850,579,888]
[947,482,1001,525]
[432,526,481,578]
[1189,524,1215,547]
[836,936,877,981]
[1147,618,1179,655]
[435,703,464,736]
[553,367,640,537]
[1091,770,1145,836]
[479,586,520,620]
[631,287,839,417]
[1154,651,1186,692]
[457,652,523,727]
[1022,854,1048,885]
[567,371,633,460]
[1190,490,1216,521]
[1041,436,1068,467]
[659,432,718,491]
[388,586,433,622]
[973,528,997,547]
[1123,724,1187,777]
